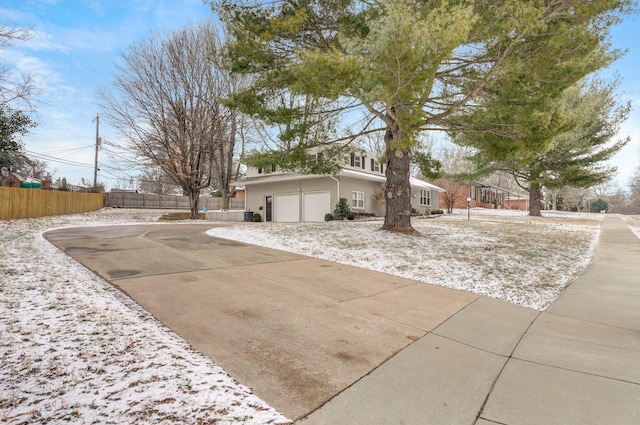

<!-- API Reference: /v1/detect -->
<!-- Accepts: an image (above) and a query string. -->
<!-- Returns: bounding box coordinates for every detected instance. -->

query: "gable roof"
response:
[339,169,444,192]
[240,167,444,192]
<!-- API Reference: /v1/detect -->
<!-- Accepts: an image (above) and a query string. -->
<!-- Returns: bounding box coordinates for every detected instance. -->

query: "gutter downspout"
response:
[329,175,340,206]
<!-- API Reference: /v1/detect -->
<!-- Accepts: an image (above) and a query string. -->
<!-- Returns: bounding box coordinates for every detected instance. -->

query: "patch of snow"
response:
[0,209,289,424]
[620,214,640,239]
[208,210,603,311]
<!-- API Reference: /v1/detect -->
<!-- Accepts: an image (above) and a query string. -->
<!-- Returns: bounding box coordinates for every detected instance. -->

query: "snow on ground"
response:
[2,207,636,424]
[1,209,289,425]
[209,209,608,311]
[620,214,640,239]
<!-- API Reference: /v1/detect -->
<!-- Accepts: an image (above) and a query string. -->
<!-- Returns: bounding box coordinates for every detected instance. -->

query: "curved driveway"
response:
[44,217,640,424]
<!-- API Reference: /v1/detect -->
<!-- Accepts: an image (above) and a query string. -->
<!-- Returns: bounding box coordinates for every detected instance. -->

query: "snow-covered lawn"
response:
[2,207,636,424]
[1,209,289,425]
[209,209,607,311]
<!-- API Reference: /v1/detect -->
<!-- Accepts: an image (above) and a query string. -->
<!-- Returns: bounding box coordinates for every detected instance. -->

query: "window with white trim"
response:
[352,191,365,209]
[371,159,381,173]
[419,190,431,206]
[352,154,362,168]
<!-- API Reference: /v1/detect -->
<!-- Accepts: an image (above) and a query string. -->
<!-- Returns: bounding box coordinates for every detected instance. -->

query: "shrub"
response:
[252,213,262,222]
[590,198,608,213]
[333,198,353,220]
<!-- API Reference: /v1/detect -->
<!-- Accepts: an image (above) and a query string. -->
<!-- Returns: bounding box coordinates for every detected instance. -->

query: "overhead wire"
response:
[23,149,94,168]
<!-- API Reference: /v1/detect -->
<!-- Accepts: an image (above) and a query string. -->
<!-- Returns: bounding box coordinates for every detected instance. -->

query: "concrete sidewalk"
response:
[44,216,640,424]
[300,215,640,425]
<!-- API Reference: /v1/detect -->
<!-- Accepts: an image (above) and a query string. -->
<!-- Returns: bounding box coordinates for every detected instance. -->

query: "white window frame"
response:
[353,155,362,168]
[352,191,365,209]
[419,190,431,206]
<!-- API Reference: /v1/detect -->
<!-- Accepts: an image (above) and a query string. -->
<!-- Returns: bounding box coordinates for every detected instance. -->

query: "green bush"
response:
[324,213,335,221]
[590,198,608,213]
[252,213,262,222]
[333,198,353,220]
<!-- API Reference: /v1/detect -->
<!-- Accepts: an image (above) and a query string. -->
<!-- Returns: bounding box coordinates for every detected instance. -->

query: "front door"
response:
[265,196,272,222]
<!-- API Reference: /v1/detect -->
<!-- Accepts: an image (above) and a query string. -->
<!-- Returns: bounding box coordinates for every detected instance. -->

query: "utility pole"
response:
[93,114,100,188]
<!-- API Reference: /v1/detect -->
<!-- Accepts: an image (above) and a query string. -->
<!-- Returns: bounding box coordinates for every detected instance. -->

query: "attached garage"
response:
[274,193,300,222]
[303,191,331,222]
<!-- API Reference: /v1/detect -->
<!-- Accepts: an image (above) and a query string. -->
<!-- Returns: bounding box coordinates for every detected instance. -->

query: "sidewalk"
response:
[44,215,640,424]
[299,215,640,424]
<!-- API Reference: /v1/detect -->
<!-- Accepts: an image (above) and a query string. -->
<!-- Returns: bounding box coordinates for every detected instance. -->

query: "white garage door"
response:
[274,193,300,222]
[303,192,331,222]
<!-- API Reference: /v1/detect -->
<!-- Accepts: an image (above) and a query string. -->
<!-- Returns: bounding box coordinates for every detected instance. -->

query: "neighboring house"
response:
[229,182,245,199]
[0,171,24,188]
[1,172,51,190]
[241,151,445,222]
[439,182,531,211]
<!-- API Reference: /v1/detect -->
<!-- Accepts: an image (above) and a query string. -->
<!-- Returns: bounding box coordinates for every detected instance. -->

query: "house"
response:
[229,182,245,199]
[439,182,531,211]
[0,171,24,188]
[241,151,445,222]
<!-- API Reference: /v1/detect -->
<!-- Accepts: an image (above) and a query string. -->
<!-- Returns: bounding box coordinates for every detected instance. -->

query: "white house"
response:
[240,151,444,222]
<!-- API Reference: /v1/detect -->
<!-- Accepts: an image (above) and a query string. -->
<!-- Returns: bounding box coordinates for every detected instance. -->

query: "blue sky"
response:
[2,0,639,190]
[1,0,214,188]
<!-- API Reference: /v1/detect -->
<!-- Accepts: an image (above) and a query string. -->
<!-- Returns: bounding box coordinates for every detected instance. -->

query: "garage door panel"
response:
[303,192,331,222]
[275,194,300,222]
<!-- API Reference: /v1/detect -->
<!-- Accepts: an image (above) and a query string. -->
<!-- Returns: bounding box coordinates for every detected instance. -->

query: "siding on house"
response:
[241,151,443,222]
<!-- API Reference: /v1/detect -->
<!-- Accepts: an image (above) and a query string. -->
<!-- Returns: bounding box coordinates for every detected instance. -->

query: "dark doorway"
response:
[265,196,272,222]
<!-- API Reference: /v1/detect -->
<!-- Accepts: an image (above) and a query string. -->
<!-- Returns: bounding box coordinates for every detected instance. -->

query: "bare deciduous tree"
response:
[1,25,37,109]
[100,21,239,218]
[433,145,475,213]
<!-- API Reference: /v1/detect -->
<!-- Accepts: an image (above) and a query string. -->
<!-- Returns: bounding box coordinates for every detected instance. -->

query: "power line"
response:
[39,145,95,155]
[23,149,94,168]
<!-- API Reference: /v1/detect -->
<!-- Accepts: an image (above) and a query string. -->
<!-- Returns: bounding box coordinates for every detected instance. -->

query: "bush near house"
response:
[333,198,355,220]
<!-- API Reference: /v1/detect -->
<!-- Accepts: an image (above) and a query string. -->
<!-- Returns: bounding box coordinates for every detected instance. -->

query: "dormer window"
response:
[350,153,365,169]
[371,159,383,173]
[258,164,277,174]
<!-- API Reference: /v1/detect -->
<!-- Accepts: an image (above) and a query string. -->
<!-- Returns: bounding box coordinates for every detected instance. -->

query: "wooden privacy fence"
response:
[0,187,104,220]
[104,192,245,210]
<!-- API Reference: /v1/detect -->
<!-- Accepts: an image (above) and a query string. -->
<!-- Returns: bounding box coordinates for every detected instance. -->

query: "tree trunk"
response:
[220,188,230,210]
[529,182,542,217]
[188,188,200,219]
[381,127,416,234]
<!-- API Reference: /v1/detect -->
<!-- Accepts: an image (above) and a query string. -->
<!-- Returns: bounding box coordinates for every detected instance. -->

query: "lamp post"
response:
[467,197,471,221]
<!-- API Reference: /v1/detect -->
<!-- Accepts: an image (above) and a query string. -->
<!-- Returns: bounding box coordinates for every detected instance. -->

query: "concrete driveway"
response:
[44,223,479,420]
[44,216,640,424]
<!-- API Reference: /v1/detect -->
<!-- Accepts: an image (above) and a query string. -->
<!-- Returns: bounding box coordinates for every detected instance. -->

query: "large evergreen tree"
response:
[213,0,631,233]
[458,77,630,216]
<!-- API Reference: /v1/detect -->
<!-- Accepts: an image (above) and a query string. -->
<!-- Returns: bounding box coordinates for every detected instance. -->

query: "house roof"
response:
[240,168,445,192]
[410,176,446,192]
[473,182,529,198]
[240,173,324,186]
[338,169,445,192]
